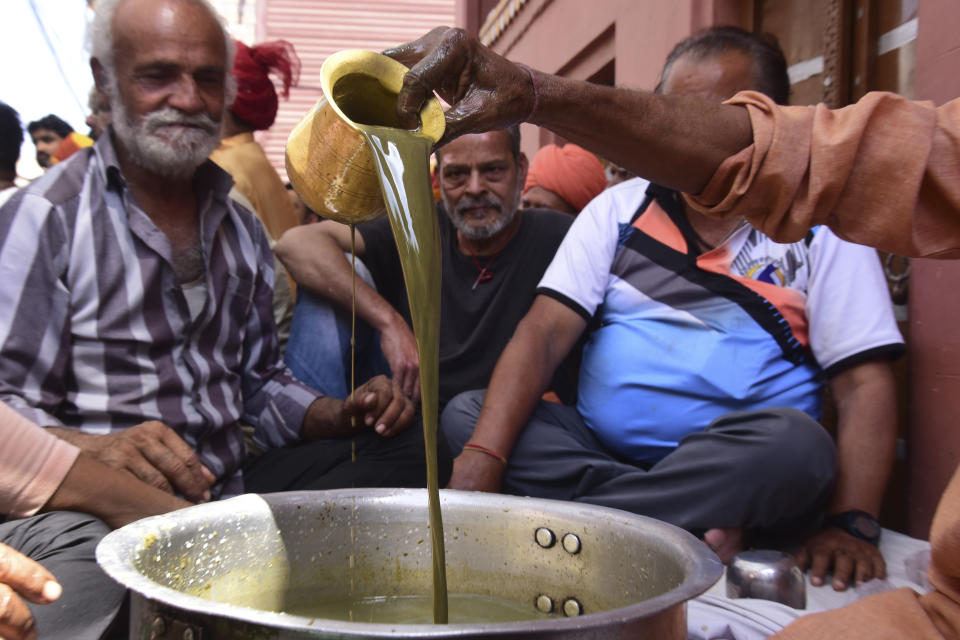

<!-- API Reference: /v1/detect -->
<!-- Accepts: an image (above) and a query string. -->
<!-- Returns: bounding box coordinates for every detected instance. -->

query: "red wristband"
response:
[462,442,508,466]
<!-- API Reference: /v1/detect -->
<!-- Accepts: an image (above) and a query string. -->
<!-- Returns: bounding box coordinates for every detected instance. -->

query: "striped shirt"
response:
[0,133,320,497]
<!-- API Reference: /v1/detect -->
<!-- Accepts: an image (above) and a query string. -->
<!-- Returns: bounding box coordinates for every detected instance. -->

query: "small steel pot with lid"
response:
[97,489,722,639]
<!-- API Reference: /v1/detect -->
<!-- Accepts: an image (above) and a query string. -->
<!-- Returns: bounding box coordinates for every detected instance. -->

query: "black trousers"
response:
[0,511,125,640]
[243,421,452,493]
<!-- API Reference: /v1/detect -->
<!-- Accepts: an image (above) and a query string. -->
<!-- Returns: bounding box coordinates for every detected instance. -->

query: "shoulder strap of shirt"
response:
[629,188,655,225]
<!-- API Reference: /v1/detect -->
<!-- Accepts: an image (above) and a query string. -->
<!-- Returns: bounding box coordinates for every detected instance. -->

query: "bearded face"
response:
[444,188,521,241]
[109,87,221,179]
[97,0,232,180]
[437,131,526,241]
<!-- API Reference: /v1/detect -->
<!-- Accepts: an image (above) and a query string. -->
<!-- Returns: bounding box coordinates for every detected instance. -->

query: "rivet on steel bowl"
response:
[182,629,195,640]
[562,597,583,617]
[150,617,165,638]
[535,594,554,613]
[534,527,556,548]
[561,533,581,554]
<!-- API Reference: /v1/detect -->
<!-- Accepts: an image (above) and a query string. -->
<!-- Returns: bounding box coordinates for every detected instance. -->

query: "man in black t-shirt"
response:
[276,126,574,411]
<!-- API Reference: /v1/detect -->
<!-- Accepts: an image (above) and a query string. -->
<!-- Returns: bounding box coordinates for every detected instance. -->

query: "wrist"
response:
[375,308,408,335]
[514,63,539,123]
[303,396,353,440]
[462,442,508,466]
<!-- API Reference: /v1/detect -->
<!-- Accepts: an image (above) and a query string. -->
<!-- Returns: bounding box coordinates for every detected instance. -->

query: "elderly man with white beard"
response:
[0,0,423,529]
[276,127,577,424]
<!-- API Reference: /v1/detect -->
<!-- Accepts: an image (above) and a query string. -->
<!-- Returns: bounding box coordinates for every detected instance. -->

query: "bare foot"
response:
[704,527,744,563]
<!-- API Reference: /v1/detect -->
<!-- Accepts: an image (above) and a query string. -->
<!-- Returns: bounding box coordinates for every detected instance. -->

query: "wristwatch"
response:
[824,510,881,546]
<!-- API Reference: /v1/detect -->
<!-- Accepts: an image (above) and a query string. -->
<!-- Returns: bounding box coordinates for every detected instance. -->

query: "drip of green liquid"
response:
[357,124,448,624]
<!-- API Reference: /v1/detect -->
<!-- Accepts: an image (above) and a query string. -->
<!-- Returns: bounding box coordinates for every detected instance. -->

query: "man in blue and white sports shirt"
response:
[441,26,904,593]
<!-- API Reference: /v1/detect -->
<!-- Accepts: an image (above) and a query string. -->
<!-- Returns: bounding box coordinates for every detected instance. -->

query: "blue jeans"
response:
[284,258,390,398]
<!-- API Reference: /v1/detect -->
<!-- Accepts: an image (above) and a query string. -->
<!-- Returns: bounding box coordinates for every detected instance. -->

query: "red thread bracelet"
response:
[517,63,539,121]
[462,442,508,466]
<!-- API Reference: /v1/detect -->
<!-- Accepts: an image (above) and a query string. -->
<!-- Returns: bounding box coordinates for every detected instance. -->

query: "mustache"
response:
[142,108,219,136]
[454,195,503,216]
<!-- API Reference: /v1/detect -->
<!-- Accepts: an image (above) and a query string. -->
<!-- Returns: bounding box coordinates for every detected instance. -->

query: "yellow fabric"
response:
[211,133,299,294]
[211,133,300,242]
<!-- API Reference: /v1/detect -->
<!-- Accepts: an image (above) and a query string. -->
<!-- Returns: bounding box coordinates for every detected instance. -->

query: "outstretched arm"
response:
[276,221,421,399]
[448,295,586,491]
[388,28,960,259]
[796,358,897,590]
[386,27,752,195]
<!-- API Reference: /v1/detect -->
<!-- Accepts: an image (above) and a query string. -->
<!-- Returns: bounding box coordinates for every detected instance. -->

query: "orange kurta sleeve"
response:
[689,90,960,259]
[0,402,79,518]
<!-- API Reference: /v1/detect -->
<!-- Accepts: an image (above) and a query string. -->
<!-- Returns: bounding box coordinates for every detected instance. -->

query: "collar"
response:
[94,127,234,201]
[646,183,747,256]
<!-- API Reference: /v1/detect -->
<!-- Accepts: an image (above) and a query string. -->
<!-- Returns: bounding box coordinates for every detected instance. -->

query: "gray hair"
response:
[91,0,237,103]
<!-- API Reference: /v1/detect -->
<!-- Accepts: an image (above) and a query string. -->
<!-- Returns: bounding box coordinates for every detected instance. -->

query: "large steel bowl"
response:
[97,489,721,638]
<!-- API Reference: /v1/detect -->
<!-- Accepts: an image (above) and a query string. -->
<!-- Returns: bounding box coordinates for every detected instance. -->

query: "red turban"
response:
[523,143,607,212]
[230,40,300,131]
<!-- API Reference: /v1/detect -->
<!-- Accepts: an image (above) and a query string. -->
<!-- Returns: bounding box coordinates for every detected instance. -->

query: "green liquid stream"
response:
[358,124,448,624]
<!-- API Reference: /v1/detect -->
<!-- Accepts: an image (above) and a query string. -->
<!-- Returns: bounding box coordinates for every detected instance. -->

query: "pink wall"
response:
[477,0,736,159]
[255,0,456,180]
[907,0,960,538]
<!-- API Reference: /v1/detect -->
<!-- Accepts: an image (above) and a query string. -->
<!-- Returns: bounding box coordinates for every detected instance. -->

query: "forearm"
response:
[530,72,753,194]
[42,453,190,529]
[276,226,405,334]
[471,302,582,457]
[828,362,898,516]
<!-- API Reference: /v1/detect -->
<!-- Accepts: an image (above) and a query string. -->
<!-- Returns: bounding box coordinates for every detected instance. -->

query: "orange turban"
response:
[230,40,300,131]
[523,143,607,212]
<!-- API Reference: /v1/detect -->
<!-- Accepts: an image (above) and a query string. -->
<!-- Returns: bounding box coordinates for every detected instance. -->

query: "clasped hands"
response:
[49,375,415,502]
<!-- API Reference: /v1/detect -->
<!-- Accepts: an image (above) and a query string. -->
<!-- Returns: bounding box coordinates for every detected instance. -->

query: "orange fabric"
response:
[773,465,960,639]
[688,90,960,259]
[633,200,688,253]
[523,143,607,211]
[52,132,93,164]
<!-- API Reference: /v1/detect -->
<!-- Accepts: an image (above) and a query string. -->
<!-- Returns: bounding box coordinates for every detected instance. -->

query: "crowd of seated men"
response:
[1,1,958,639]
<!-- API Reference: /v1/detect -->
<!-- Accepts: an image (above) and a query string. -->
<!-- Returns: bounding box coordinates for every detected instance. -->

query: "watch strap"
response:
[824,510,881,546]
